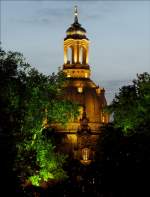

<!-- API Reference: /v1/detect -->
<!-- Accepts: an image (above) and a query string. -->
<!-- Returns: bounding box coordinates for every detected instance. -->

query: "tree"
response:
[0,48,29,194]
[94,73,150,196]
[108,72,150,135]
[0,48,79,190]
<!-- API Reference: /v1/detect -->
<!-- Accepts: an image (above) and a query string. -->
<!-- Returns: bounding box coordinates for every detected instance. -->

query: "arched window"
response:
[67,47,72,64]
[82,148,90,161]
[82,47,86,64]
[80,46,86,64]
[80,47,84,64]
[77,87,83,93]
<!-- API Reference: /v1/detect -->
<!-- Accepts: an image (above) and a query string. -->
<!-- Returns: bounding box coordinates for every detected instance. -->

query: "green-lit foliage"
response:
[108,72,150,135]
[0,48,78,187]
[29,175,41,187]
[23,132,68,186]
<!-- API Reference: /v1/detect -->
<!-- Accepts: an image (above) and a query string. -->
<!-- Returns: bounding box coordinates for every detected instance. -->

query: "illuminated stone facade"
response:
[52,7,109,163]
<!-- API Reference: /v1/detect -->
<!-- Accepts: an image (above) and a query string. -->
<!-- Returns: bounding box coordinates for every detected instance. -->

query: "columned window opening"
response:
[82,148,90,161]
[67,47,72,64]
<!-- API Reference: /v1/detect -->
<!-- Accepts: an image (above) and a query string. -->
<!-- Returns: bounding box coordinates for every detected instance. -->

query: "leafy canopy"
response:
[108,72,150,135]
[0,48,79,186]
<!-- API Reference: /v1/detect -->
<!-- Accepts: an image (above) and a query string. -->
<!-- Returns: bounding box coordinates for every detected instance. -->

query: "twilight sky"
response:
[1,0,150,103]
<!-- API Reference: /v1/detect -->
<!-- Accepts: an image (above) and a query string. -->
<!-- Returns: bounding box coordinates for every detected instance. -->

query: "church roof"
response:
[66,22,86,35]
[65,6,87,40]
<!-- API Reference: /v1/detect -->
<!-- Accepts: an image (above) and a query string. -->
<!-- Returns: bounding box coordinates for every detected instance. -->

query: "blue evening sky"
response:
[1,0,150,103]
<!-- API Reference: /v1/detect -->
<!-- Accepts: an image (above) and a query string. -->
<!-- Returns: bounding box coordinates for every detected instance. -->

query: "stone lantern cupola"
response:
[63,6,90,79]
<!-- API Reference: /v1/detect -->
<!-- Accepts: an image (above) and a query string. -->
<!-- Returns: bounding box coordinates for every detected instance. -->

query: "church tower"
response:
[63,6,90,79]
[51,7,109,163]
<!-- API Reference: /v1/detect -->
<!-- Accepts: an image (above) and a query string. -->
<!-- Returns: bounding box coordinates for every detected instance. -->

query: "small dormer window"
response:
[78,87,83,93]
[102,116,105,123]
[85,73,88,78]
[67,73,71,78]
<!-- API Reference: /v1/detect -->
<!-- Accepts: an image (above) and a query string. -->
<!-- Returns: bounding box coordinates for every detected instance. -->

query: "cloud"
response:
[36,2,113,22]
[13,1,115,26]
[15,18,51,25]
[37,7,71,18]
[15,7,73,25]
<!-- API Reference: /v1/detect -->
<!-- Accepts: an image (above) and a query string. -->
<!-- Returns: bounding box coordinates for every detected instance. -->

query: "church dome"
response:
[65,6,87,40]
[62,78,108,132]
[66,22,86,36]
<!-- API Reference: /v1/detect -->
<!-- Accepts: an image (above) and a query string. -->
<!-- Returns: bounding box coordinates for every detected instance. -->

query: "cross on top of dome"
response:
[74,5,78,23]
